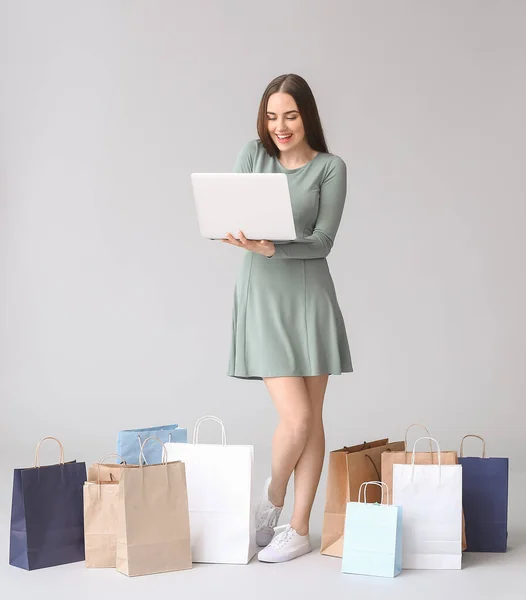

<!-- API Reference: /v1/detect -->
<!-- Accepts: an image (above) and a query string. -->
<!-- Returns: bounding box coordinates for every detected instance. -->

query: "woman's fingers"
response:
[222,232,273,255]
[224,233,241,247]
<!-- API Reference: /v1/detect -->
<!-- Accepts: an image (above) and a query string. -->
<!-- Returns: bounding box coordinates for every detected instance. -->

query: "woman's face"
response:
[266,92,306,153]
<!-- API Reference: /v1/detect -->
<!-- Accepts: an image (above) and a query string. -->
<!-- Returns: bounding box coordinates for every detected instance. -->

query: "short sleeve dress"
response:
[228,139,353,380]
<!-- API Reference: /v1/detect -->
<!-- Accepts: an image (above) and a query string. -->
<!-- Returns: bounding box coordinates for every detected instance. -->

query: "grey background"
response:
[0,1,525,595]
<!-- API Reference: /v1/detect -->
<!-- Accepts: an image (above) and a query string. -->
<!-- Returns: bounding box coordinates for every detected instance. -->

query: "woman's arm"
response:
[233,140,257,173]
[270,156,347,259]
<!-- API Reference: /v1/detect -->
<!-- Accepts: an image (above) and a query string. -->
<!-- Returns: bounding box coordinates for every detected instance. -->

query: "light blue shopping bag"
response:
[117,424,187,465]
[342,481,403,578]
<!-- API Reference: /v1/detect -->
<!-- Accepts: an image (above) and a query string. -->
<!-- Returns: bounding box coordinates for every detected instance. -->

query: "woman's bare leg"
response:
[289,374,329,535]
[263,376,312,507]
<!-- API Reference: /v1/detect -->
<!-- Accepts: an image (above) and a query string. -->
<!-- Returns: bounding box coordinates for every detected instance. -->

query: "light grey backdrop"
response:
[1,0,525,527]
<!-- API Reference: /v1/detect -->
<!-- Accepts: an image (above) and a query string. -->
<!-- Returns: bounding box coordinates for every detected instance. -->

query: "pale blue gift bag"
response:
[342,481,403,578]
[117,424,187,465]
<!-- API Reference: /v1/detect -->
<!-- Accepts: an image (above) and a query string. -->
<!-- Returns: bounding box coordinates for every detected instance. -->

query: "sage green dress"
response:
[228,139,352,380]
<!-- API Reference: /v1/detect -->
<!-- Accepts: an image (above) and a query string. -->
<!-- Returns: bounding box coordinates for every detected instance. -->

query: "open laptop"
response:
[191,173,296,241]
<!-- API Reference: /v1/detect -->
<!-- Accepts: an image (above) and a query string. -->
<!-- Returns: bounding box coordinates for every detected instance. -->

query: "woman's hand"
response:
[222,231,275,258]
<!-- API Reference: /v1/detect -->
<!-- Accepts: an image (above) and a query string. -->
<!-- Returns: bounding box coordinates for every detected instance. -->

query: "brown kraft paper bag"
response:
[87,453,130,483]
[115,437,192,577]
[84,454,137,568]
[321,437,405,557]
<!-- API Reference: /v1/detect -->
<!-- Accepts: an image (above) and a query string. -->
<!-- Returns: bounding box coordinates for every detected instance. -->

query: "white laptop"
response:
[191,173,296,241]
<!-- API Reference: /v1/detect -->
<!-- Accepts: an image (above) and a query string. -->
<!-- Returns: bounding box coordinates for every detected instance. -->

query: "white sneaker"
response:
[255,477,283,547]
[257,524,312,563]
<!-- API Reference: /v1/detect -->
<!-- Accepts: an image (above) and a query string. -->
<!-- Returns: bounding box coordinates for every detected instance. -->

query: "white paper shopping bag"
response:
[165,416,257,564]
[393,437,463,570]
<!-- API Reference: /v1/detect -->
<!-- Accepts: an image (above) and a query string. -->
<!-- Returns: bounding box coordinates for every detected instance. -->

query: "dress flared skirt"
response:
[228,253,352,380]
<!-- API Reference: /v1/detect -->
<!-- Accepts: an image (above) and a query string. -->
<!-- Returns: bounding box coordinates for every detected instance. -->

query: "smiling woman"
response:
[224,73,352,564]
[266,107,299,147]
[227,74,351,375]
[257,75,328,168]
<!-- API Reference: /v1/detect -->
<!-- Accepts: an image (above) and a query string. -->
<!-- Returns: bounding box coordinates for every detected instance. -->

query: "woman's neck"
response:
[278,144,318,170]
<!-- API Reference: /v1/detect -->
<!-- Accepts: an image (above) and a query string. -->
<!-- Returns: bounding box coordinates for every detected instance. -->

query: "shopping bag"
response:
[380,424,457,491]
[458,434,509,552]
[165,415,256,564]
[84,454,135,568]
[116,437,192,576]
[9,437,86,570]
[87,453,131,482]
[342,481,402,577]
[381,423,467,551]
[393,437,463,569]
[117,423,187,465]
[321,437,404,557]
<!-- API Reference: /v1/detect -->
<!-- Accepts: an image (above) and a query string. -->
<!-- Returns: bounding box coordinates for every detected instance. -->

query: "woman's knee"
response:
[282,406,312,441]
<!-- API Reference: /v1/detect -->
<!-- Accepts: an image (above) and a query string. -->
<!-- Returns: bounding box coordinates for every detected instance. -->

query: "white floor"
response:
[1,463,524,600]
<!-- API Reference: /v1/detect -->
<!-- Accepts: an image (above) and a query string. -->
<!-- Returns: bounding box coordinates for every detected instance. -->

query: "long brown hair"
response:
[257,74,329,157]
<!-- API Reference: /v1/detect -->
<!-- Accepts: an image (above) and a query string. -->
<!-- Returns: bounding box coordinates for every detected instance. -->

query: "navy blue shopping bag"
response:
[9,437,87,570]
[458,435,509,553]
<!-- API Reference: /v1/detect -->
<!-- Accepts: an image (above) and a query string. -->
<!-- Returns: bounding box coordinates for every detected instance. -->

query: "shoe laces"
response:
[269,525,295,549]
[256,501,281,530]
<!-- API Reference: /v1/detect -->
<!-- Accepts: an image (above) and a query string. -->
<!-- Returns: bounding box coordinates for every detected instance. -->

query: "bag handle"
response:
[358,481,390,505]
[138,437,167,466]
[193,415,227,446]
[411,437,442,483]
[34,437,65,468]
[96,453,127,483]
[97,453,127,465]
[364,454,381,479]
[405,424,433,455]
[460,434,487,458]
[137,432,174,465]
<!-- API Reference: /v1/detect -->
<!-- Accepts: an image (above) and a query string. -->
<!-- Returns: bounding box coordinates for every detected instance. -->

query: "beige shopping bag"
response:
[321,437,404,557]
[116,437,192,577]
[84,454,134,568]
[87,453,128,483]
[381,424,467,550]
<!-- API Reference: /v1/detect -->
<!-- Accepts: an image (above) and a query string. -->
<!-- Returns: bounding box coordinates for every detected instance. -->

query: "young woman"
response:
[223,74,352,563]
